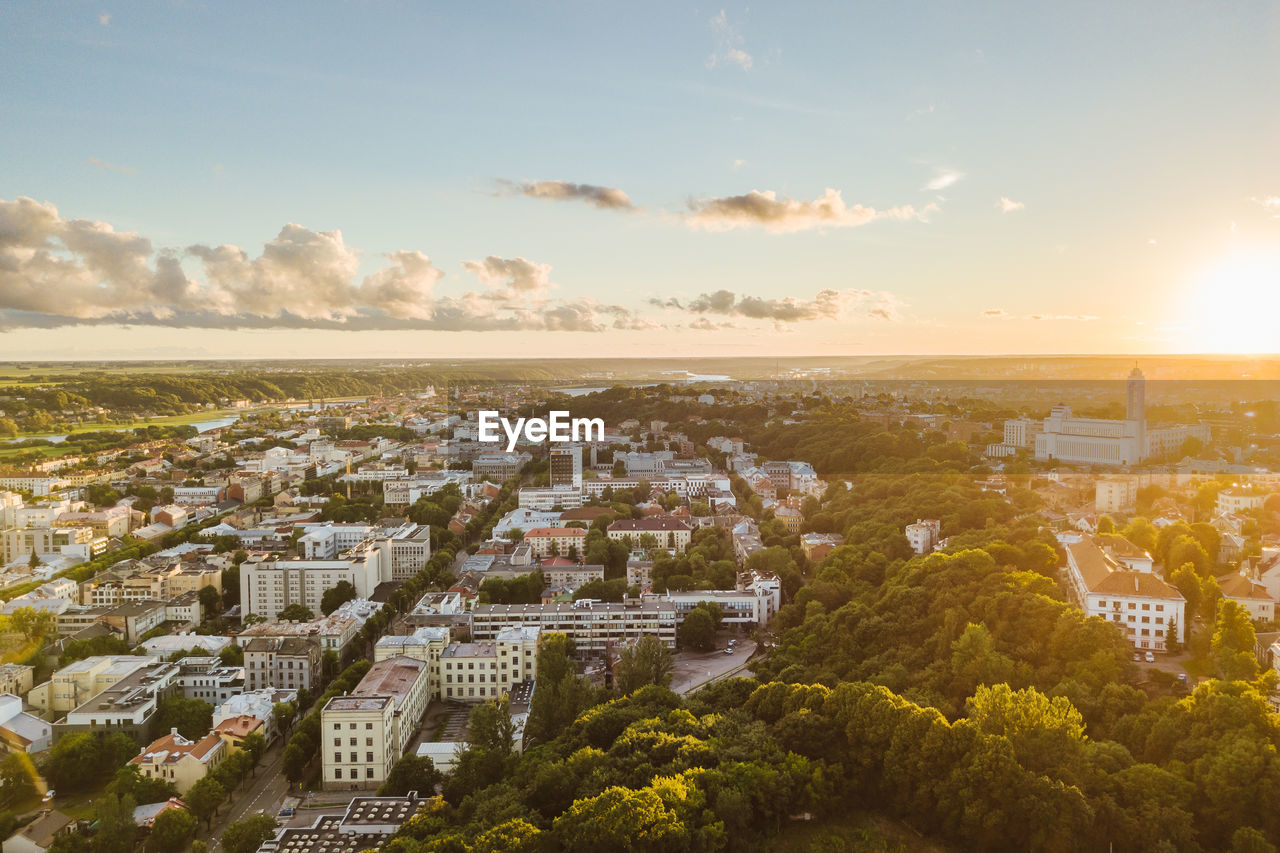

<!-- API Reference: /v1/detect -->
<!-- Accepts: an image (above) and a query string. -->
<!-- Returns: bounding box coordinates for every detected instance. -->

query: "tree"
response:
[0,753,36,807]
[378,754,443,796]
[0,417,17,438]
[1212,599,1260,681]
[155,696,213,740]
[28,550,40,570]
[678,607,716,651]
[242,731,267,770]
[321,580,357,615]
[220,814,278,853]
[197,584,222,616]
[525,633,593,746]
[614,635,674,694]
[93,793,138,853]
[185,776,226,826]
[145,808,197,853]
[468,697,515,756]
[278,603,314,622]
[106,765,177,805]
[242,613,267,626]
[219,644,244,666]
[553,786,685,852]
[8,606,56,642]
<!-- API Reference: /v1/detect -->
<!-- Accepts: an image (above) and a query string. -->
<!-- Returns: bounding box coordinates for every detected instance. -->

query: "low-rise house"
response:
[244,636,322,692]
[2,810,75,853]
[130,730,228,794]
[1217,573,1275,622]
[0,693,52,753]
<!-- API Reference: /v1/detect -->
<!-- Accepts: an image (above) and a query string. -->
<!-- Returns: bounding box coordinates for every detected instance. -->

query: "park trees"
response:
[614,635,674,695]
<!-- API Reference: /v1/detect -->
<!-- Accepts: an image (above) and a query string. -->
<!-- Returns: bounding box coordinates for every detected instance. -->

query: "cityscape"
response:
[3,3,1280,853]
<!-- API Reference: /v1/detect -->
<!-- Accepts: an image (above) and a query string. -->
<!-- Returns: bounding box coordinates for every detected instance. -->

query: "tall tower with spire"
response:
[1126,366,1145,421]
[1127,366,1146,461]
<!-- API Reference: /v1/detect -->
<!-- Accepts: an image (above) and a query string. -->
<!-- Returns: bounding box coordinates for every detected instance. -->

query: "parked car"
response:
[1144,651,1155,663]
[279,808,296,817]
[1132,652,1141,662]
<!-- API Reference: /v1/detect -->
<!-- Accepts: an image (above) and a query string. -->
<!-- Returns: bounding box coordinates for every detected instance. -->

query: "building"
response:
[321,656,431,789]
[800,533,844,563]
[244,636,322,692]
[213,688,297,744]
[472,452,531,482]
[130,730,228,794]
[58,661,179,741]
[607,518,692,552]
[523,527,588,560]
[905,519,941,555]
[1095,476,1137,514]
[1217,488,1269,516]
[1035,405,1144,466]
[549,446,584,489]
[3,811,75,853]
[239,543,391,621]
[0,664,35,698]
[212,714,267,751]
[28,655,155,718]
[439,627,539,703]
[472,600,677,654]
[517,486,587,511]
[385,523,432,581]
[657,580,781,628]
[540,563,604,590]
[236,612,366,655]
[374,627,451,699]
[774,505,803,533]
[0,694,52,753]
[1002,417,1043,449]
[173,656,244,704]
[1216,573,1275,622]
[1062,535,1185,651]
[256,793,430,853]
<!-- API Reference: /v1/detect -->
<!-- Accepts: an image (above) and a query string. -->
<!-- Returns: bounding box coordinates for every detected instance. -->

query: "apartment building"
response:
[236,612,365,655]
[549,446,583,489]
[439,627,539,703]
[472,600,677,653]
[239,542,390,621]
[905,519,941,555]
[58,661,179,741]
[173,656,245,704]
[607,518,692,552]
[472,452,531,483]
[656,577,782,627]
[244,636,322,692]
[523,527,588,560]
[540,563,604,590]
[516,486,587,511]
[0,664,34,699]
[1062,535,1185,652]
[28,655,156,718]
[321,656,430,789]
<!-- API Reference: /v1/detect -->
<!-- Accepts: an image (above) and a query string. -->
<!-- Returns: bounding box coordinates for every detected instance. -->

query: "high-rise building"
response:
[548,446,583,489]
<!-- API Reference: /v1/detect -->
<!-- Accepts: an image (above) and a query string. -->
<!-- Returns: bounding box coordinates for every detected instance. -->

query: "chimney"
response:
[170,727,178,737]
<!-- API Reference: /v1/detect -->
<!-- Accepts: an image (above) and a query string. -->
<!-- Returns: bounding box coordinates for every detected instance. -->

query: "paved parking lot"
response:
[670,640,757,695]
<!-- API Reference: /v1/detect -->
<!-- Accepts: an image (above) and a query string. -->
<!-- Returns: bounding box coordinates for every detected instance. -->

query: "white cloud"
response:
[98,12,111,26]
[0,196,646,333]
[87,157,136,175]
[998,196,1025,213]
[498,179,636,211]
[652,288,905,324]
[981,308,1098,322]
[707,10,753,71]
[684,188,938,233]
[923,168,964,191]
[732,159,747,170]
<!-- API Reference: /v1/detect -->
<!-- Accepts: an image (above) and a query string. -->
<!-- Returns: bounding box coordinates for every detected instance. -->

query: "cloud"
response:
[981,308,1099,322]
[462,255,554,300]
[732,159,747,170]
[498,179,636,211]
[87,157,137,175]
[998,196,1025,213]
[907,104,936,121]
[923,169,964,191]
[1252,196,1280,217]
[707,9,753,71]
[0,196,644,333]
[98,12,110,26]
[653,288,904,324]
[684,188,938,233]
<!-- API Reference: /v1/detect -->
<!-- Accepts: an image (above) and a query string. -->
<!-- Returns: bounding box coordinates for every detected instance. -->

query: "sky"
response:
[1,1,1279,360]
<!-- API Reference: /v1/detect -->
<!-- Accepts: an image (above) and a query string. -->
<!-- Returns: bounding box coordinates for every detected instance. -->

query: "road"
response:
[670,641,757,695]
[203,743,289,851]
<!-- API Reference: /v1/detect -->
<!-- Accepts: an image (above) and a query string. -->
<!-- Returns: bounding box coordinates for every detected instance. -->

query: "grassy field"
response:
[771,812,951,853]
[0,444,83,460]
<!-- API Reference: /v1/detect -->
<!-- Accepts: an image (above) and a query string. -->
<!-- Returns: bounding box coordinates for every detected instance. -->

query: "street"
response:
[202,743,290,851]
[670,640,757,695]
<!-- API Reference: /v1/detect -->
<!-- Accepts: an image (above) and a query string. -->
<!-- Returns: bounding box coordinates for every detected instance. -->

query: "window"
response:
[349,738,356,745]
[366,768,374,779]
[1127,603,1136,609]
[366,752,373,762]
[334,753,341,763]
[349,752,357,762]
[366,723,373,730]
[1141,603,1150,611]
[334,769,342,779]
[334,738,341,746]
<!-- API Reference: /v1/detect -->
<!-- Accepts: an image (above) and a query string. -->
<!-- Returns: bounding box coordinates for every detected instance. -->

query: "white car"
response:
[1144,651,1155,663]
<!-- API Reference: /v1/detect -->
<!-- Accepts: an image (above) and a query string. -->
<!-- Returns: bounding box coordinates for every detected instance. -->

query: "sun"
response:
[1183,250,1280,353]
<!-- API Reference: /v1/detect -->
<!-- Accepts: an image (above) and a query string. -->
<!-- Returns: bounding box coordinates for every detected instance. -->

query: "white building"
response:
[1095,476,1138,514]
[905,519,941,555]
[472,600,677,653]
[239,542,391,621]
[1216,489,1268,516]
[321,656,431,790]
[0,694,51,753]
[1062,535,1185,651]
[517,486,587,511]
[439,627,539,703]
